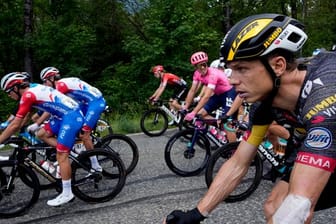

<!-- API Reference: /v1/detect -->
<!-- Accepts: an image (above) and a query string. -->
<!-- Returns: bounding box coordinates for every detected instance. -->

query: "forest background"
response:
[0,0,335,133]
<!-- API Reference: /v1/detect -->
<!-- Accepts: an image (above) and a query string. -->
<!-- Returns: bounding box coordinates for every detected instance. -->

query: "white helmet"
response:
[40,67,60,81]
[1,72,29,91]
[210,59,225,69]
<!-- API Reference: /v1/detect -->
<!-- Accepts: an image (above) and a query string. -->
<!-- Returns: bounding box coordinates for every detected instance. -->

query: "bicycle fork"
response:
[184,130,200,159]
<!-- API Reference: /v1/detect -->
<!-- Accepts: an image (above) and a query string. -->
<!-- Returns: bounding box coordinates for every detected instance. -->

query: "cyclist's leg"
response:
[47,111,83,206]
[35,118,58,147]
[80,98,106,151]
[80,98,106,170]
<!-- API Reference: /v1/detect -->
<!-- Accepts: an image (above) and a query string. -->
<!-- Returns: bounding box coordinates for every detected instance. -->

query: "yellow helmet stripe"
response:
[228,19,273,61]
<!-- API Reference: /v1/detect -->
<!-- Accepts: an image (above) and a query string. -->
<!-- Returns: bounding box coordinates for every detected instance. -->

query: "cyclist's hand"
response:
[27,123,40,133]
[184,112,196,121]
[165,208,206,224]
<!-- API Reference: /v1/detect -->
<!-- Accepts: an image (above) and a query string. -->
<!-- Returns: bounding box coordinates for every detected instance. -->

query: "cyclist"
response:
[0,72,84,206]
[164,13,336,224]
[34,67,106,165]
[149,65,188,124]
[183,51,236,121]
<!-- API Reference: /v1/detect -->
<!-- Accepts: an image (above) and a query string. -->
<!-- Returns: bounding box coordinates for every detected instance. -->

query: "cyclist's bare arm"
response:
[184,82,202,109]
[197,140,258,215]
[0,116,24,143]
[151,83,166,100]
[190,86,213,115]
[268,162,332,224]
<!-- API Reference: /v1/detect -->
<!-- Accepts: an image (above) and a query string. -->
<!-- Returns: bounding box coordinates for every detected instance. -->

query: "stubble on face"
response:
[228,60,273,102]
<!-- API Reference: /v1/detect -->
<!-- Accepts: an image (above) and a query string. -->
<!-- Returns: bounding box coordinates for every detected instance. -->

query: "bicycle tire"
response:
[165,128,211,177]
[71,148,126,203]
[93,119,113,138]
[97,134,139,175]
[205,142,263,202]
[0,164,40,218]
[140,108,168,137]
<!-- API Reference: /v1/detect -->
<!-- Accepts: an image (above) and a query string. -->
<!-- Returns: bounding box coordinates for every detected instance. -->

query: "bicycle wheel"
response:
[140,108,168,137]
[93,119,113,138]
[0,164,40,218]
[165,128,211,177]
[205,142,263,202]
[97,134,139,175]
[71,148,126,203]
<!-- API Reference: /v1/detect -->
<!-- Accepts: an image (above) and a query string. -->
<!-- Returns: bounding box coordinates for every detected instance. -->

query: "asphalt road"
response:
[2,129,336,224]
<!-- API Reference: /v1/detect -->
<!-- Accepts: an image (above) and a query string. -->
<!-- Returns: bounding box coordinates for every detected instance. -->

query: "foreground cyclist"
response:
[0,72,84,206]
[164,13,336,224]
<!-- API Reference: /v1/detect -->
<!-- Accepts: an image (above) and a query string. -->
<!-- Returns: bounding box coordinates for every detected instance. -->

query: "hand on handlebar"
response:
[184,112,196,121]
[164,208,206,224]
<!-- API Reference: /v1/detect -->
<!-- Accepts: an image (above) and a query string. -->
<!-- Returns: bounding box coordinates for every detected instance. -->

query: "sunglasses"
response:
[5,87,14,94]
[195,62,207,69]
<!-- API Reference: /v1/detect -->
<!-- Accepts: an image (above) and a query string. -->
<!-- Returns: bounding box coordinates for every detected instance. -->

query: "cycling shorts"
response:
[80,97,106,131]
[171,82,187,101]
[204,88,236,115]
[43,109,84,152]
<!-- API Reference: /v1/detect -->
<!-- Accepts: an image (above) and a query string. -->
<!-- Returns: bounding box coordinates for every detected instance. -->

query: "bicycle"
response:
[94,133,139,175]
[140,99,191,137]
[0,136,126,218]
[164,115,248,177]
[92,105,113,138]
[204,136,291,203]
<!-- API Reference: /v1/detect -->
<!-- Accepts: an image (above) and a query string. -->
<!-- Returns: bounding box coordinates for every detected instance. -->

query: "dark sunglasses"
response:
[5,87,14,94]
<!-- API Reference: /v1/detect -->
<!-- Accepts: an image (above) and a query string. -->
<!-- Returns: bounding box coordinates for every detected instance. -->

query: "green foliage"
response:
[0,0,336,123]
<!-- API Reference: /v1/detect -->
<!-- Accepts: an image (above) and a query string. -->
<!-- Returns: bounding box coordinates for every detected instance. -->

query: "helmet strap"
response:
[260,57,280,99]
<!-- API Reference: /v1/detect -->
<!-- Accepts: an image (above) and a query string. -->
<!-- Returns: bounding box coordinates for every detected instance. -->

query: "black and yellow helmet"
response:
[220,13,307,62]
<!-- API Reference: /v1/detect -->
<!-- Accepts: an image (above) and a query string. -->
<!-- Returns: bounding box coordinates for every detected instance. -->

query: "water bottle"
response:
[40,160,55,174]
[209,126,218,135]
[217,131,227,144]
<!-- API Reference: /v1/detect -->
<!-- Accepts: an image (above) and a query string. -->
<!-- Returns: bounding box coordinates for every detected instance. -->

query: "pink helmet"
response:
[190,51,208,65]
[152,65,164,73]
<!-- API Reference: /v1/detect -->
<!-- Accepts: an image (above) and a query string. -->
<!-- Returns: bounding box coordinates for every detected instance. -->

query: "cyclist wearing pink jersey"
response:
[183,51,236,121]
[149,65,187,112]
[0,72,84,206]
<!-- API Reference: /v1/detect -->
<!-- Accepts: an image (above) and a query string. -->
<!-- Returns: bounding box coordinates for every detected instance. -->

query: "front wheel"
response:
[165,129,211,177]
[71,148,126,203]
[0,164,40,218]
[140,109,168,137]
[97,134,139,175]
[205,142,263,202]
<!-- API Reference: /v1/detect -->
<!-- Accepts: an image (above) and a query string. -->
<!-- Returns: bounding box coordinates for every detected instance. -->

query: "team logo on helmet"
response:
[228,19,272,61]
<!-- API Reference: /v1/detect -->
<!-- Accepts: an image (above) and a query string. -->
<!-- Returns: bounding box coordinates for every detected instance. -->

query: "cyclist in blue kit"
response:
[33,67,106,160]
[0,72,84,206]
[164,13,336,224]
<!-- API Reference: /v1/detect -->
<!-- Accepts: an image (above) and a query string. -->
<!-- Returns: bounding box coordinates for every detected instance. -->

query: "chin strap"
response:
[260,57,281,103]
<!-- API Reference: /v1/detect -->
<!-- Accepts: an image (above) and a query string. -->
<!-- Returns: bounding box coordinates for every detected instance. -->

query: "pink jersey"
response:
[193,67,232,95]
